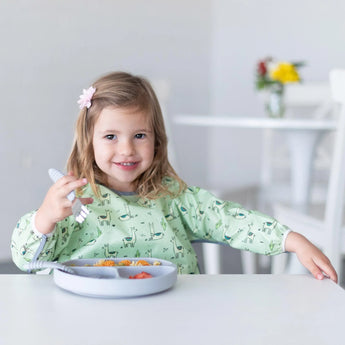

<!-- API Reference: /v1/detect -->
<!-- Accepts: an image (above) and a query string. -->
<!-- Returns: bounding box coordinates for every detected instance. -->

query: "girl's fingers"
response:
[315,258,338,283]
[54,176,88,197]
[308,263,324,281]
[298,250,338,284]
[306,257,338,283]
[64,178,88,194]
[45,173,89,223]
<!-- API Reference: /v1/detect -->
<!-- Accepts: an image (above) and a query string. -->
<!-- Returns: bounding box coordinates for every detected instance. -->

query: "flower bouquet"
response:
[255,57,305,117]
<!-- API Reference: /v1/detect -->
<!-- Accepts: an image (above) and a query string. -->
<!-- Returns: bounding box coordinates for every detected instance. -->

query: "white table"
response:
[174,115,337,211]
[0,274,344,345]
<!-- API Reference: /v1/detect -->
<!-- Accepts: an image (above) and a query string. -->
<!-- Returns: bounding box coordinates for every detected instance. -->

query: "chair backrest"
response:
[284,82,334,119]
[323,69,345,266]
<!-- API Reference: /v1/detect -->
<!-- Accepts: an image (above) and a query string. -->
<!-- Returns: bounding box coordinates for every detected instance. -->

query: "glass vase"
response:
[266,85,285,118]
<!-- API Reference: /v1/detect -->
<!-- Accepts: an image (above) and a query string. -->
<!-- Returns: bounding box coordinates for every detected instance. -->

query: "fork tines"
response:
[72,199,89,223]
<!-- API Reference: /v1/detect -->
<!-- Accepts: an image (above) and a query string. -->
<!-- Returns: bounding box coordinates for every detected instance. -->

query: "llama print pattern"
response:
[122,227,137,247]
[103,244,118,257]
[11,183,287,274]
[170,237,184,258]
[98,210,111,226]
[118,204,133,221]
[260,221,278,235]
[98,193,111,206]
[148,222,164,240]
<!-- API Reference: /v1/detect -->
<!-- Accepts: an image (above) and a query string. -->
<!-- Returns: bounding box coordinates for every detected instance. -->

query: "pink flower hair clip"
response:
[77,86,96,109]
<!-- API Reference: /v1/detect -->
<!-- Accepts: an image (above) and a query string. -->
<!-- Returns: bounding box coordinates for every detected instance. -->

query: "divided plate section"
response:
[53,257,177,298]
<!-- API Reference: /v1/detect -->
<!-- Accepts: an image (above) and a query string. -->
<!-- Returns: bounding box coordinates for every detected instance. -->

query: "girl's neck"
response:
[112,189,137,196]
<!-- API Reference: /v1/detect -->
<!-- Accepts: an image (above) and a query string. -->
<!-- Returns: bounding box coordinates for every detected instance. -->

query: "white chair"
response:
[284,82,333,119]
[271,69,345,282]
[258,82,335,213]
[251,83,335,275]
[205,83,336,275]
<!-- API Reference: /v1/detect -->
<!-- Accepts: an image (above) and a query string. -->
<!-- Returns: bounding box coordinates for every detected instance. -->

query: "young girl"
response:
[11,71,337,282]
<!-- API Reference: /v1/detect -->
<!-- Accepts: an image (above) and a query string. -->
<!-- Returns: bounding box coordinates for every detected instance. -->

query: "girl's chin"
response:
[106,177,136,192]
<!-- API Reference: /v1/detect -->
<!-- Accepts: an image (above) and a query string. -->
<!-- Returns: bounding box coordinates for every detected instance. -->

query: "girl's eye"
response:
[105,134,117,140]
[135,133,146,139]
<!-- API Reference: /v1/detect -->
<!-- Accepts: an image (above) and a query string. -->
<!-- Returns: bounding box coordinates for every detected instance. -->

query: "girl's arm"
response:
[285,231,338,283]
[11,173,92,271]
[11,211,59,270]
[180,186,289,256]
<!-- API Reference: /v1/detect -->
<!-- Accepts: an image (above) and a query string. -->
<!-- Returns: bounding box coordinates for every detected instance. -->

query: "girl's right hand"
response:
[35,173,93,234]
[285,231,338,283]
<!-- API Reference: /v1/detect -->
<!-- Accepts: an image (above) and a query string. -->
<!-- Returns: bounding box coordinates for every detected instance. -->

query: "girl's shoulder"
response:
[163,179,210,201]
[162,176,180,190]
[161,176,195,198]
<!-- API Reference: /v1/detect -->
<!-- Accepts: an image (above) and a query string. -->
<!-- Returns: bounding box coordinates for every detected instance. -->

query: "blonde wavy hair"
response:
[67,71,186,199]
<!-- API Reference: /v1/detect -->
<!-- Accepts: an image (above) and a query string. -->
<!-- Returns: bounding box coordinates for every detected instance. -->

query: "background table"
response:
[0,274,344,345]
[174,115,337,211]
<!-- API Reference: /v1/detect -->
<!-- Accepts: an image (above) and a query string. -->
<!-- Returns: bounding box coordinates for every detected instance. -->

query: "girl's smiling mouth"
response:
[115,161,139,170]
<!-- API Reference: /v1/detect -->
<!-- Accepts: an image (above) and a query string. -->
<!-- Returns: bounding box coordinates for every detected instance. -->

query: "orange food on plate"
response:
[93,259,116,267]
[129,272,153,279]
[118,259,132,266]
[135,259,150,266]
[92,258,161,267]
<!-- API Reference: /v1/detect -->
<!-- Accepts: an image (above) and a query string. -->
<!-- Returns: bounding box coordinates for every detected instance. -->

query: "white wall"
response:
[208,0,345,191]
[2,0,345,261]
[0,0,212,260]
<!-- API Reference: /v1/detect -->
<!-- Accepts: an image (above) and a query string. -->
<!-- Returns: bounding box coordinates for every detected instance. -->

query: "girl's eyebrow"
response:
[99,128,152,134]
[97,129,118,134]
[136,128,152,133]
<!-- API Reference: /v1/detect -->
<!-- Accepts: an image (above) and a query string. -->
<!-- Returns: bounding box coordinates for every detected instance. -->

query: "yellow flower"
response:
[269,62,300,84]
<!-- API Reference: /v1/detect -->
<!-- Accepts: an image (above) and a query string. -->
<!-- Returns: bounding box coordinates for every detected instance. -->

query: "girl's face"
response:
[92,106,155,192]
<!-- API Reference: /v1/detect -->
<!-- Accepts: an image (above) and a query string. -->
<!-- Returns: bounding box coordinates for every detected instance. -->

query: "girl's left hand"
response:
[284,231,338,283]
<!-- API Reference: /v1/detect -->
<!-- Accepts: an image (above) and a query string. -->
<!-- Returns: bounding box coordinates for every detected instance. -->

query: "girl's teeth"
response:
[121,162,134,166]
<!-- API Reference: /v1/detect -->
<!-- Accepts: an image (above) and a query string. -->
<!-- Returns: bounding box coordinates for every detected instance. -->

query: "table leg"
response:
[284,130,324,212]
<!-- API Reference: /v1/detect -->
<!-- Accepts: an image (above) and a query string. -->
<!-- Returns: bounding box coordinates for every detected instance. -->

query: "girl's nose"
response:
[118,139,135,156]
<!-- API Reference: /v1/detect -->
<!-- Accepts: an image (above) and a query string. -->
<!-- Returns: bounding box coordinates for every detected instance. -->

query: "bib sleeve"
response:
[176,186,290,256]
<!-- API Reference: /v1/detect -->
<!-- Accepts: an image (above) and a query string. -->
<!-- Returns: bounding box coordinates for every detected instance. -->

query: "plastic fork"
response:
[48,168,89,223]
[25,260,75,274]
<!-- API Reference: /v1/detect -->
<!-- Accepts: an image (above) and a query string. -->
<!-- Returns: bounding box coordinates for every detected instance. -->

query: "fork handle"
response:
[48,168,75,202]
[25,260,75,274]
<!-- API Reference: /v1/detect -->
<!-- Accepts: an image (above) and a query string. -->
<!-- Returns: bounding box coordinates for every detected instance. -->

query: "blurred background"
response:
[1,0,344,274]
